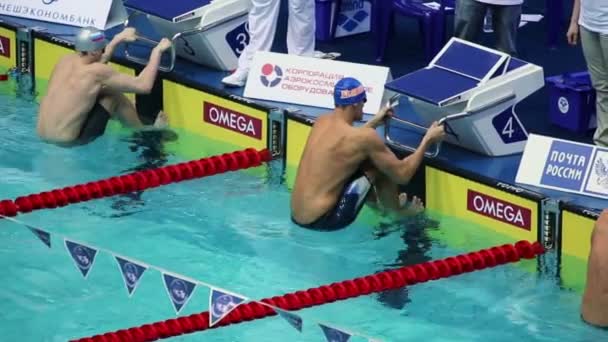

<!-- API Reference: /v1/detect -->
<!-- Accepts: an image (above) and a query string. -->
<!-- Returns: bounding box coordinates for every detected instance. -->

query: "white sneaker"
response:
[221,68,249,87]
[314,50,341,60]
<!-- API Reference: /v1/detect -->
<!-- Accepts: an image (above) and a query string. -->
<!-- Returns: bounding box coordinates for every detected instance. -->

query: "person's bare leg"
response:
[99,91,168,130]
[581,209,608,328]
[98,91,143,128]
[363,163,424,216]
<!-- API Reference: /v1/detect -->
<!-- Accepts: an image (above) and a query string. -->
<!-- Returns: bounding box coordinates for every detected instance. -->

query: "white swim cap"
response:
[74,26,108,53]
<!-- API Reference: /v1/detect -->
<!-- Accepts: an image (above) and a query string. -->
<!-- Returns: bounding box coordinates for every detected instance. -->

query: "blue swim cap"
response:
[334,77,367,106]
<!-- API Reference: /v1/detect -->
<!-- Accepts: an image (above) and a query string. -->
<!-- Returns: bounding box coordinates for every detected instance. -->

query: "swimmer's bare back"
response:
[291,114,372,224]
[37,54,106,144]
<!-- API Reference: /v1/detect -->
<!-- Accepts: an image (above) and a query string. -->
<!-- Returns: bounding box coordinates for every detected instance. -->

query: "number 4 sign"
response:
[491,107,527,144]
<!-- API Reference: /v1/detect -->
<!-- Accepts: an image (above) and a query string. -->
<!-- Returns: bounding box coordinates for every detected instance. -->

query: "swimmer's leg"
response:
[364,165,424,216]
[99,91,169,130]
[98,91,144,128]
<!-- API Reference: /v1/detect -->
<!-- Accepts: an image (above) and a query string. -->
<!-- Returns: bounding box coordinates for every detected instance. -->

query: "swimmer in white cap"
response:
[37,26,173,146]
[290,77,446,231]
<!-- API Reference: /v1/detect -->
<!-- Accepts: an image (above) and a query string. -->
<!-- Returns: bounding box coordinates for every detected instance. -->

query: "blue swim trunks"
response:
[293,170,372,231]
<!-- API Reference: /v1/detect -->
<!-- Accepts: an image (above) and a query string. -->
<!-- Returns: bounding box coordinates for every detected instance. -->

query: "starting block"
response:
[384,38,544,157]
[123,0,251,71]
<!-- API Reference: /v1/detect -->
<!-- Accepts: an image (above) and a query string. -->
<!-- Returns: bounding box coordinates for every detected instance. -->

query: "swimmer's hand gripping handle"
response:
[124,35,176,72]
[385,116,445,158]
[123,13,176,72]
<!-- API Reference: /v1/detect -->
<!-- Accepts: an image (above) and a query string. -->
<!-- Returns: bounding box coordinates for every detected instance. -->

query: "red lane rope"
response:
[0,148,271,218]
[71,240,545,342]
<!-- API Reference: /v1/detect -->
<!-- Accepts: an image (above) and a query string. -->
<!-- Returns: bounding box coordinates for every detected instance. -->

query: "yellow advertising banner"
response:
[0,27,16,71]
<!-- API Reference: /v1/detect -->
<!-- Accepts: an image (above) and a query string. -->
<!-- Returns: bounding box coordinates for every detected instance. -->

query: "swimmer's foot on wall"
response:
[398,193,425,216]
[138,111,178,141]
[153,111,168,129]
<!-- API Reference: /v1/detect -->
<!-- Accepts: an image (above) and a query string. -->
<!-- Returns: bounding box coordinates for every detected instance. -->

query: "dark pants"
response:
[454,0,522,56]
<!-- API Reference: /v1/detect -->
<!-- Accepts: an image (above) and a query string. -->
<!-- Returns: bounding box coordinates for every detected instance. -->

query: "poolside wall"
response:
[560,206,598,292]
[6,23,596,294]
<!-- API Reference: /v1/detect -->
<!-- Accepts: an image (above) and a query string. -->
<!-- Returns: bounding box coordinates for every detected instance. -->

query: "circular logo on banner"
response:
[558,97,569,114]
[73,246,92,270]
[212,294,238,317]
[169,279,189,304]
[260,64,283,87]
[123,263,140,287]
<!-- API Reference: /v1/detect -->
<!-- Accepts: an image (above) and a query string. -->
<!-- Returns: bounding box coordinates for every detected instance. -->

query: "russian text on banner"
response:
[515,133,608,199]
[244,51,391,115]
[0,0,127,30]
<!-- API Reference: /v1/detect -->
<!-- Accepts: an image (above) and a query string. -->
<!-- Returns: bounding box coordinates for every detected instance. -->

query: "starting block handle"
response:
[122,12,176,72]
[385,114,453,158]
[384,92,516,158]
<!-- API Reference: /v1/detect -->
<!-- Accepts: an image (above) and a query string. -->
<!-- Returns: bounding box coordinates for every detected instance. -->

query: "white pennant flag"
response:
[64,239,98,279]
[274,307,303,332]
[162,273,197,315]
[209,288,247,327]
[26,225,51,248]
[319,323,353,342]
[115,256,148,297]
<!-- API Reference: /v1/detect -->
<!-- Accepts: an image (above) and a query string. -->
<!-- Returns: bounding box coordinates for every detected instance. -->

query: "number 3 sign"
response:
[225,22,250,58]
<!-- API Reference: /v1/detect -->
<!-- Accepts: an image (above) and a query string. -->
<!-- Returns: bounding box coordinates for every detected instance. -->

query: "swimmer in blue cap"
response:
[37,27,173,146]
[290,77,446,231]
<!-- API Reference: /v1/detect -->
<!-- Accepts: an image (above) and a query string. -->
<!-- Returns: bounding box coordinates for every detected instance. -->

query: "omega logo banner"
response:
[467,190,532,230]
[0,0,127,30]
[203,102,263,140]
[0,34,9,58]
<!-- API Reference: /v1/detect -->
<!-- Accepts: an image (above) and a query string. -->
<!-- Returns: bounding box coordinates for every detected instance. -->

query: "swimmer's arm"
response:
[364,129,432,184]
[99,37,121,64]
[100,28,137,64]
[363,114,384,129]
[363,105,393,129]
[95,48,163,94]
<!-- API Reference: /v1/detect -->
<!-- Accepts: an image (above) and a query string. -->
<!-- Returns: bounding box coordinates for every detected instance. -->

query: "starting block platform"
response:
[385,38,544,157]
[123,0,251,71]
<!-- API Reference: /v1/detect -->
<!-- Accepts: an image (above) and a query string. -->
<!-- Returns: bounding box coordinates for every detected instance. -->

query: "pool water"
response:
[0,85,605,342]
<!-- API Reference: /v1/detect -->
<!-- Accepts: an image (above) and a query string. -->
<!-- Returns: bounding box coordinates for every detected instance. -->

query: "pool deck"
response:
[0,7,605,214]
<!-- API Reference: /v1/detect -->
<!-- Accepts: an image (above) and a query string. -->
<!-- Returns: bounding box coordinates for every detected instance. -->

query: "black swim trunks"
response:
[73,100,111,145]
[292,170,373,231]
